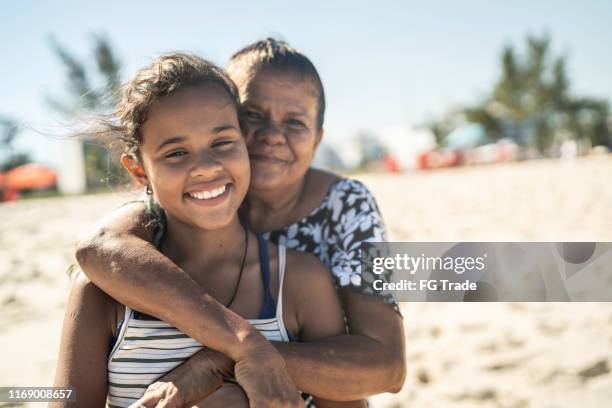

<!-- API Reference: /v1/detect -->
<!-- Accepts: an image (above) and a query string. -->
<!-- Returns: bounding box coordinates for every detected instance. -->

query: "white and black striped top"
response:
[106,242,291,408]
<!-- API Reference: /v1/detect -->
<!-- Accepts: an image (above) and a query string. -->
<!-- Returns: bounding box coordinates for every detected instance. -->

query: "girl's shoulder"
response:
[280,245,345,340]
[283,247,331,284]
[69,270,124,338]
[281,247,336,306]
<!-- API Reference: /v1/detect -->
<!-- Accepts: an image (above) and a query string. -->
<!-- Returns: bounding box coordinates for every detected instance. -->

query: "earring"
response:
[144,185,152,195]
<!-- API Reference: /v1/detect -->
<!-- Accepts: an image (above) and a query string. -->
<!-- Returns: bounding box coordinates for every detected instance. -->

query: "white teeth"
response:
[188,185,227,200]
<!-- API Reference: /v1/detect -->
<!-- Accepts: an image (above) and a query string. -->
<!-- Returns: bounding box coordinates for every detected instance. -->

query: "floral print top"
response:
[264,178,399,313]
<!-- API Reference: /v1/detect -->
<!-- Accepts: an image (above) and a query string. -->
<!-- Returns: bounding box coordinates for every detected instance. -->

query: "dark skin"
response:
[75,70,406,406]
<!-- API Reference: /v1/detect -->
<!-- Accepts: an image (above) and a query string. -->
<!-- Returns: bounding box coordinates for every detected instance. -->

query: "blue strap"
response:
[257,234,277,319]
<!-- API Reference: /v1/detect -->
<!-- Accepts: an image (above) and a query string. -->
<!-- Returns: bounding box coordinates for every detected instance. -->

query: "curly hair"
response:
[97,53,240,159]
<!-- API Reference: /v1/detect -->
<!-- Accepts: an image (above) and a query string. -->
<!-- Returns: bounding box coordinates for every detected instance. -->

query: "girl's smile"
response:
[185,182,231,207]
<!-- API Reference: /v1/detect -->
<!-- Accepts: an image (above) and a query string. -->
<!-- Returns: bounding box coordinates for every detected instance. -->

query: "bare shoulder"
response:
[284,248,334,290]
[308,167,340,185]
[282,248,345,340]
[68,271,122,336]
[306,168,340,197]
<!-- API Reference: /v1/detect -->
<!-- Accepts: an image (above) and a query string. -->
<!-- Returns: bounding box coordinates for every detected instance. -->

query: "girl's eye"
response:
[164,150,188,158]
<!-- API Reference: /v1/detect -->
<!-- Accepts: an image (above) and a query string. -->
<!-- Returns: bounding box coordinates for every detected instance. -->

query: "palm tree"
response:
[434,34,611,154]
[47,33,126,189]
[0,116,31,172]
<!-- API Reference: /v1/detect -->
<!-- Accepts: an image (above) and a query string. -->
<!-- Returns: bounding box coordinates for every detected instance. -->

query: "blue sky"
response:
[2,0,611,167]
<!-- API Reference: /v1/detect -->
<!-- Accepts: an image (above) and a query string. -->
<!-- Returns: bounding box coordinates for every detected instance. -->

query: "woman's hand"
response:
[129,349,233,408]
[192,383,249,407]
[128,339,303,408]
[234,338,304,408]
[129,381,183,408]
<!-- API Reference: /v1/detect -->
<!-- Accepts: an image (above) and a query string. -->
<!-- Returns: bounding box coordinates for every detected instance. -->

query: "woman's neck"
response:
[243,168,340,233]
[161,214,245,270]
[244,173,308,233]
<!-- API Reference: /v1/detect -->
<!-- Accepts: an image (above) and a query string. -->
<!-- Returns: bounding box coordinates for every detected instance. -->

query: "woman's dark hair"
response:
[227,38,326,129]
[100,53,240,159]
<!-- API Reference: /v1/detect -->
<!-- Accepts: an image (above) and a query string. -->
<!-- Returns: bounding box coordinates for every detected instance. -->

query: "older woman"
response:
[76,38,405,407]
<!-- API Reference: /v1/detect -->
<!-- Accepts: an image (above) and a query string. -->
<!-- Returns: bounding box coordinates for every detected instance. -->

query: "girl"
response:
[51,53,359,407]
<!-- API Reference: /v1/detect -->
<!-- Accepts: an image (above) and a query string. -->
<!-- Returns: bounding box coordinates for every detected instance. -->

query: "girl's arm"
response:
[76,202,302,407]
[50,274,114,408]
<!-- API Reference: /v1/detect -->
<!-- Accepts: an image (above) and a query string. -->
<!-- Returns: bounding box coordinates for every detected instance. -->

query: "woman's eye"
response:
[245,111,262,121]
[287,119,306,127]
[213,140,234,148]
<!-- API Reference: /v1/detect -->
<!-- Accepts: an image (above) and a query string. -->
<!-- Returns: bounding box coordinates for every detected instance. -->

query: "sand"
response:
[1,155,611,407]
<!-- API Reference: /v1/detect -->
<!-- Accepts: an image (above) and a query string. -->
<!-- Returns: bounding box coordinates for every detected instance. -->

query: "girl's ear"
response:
[121,154,149,187]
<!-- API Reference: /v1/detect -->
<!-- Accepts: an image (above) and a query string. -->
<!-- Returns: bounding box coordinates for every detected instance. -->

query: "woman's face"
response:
[240,69,323,193]
[133,83,250,231]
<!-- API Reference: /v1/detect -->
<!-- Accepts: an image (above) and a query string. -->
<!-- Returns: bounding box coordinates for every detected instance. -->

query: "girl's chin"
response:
[185,214,236,231]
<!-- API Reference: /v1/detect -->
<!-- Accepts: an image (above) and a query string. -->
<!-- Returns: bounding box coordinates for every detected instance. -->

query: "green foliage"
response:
[47,34,127,188]
[0,116,32,172]
[431,34,611,153]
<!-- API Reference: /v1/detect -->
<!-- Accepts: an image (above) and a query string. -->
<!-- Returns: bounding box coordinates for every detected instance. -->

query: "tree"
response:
[0,116,31,172]
[47,34,126,188]
[432,34,611,154]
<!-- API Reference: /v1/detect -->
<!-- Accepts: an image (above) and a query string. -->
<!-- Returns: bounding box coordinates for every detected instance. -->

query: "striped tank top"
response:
[106,235,292,408]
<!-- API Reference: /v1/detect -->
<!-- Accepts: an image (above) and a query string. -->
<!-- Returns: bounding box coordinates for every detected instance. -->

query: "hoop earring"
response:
[144,185,152,195]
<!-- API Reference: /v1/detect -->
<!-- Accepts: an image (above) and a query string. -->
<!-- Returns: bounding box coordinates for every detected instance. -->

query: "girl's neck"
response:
[161,214,245,270]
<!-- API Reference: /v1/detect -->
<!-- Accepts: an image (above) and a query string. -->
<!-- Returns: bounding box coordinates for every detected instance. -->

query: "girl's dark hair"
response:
[101,53,240,158]
[227,38,326,129]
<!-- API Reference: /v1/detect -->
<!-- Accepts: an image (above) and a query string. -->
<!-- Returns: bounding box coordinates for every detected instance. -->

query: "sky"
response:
[1,0,611,168]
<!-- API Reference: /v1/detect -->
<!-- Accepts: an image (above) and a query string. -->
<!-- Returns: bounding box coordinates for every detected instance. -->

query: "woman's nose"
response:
[189,151,223,179]
[253,123,285,146]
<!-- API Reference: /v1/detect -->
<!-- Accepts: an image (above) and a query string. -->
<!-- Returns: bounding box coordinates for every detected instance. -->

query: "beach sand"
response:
[1,155,611,407]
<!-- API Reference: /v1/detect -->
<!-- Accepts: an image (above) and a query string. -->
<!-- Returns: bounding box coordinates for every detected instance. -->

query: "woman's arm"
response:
[284,251,368,407]
[50,274,114,408]
[76,202,302,407]
[274,291,406,399]
[76,202,256,360]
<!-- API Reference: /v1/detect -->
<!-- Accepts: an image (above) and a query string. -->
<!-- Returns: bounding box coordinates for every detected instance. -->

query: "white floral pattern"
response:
[264,178,399,312]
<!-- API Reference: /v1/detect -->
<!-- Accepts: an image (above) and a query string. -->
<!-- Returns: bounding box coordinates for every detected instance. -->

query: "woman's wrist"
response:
[162,350,234,405]
[230,325,271,361]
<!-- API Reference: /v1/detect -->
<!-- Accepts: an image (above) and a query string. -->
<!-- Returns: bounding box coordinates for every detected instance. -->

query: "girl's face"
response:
[127,83,250,231]
[240,69,323,193]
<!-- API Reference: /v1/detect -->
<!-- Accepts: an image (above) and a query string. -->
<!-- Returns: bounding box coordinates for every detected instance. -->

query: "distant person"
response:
[73,39,406,406]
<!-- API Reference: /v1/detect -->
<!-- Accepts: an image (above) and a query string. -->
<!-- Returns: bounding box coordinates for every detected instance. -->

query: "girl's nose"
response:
[189,151,223,179]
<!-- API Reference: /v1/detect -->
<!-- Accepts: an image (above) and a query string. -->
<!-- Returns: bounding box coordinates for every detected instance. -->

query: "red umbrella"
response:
[5,163,57,190]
